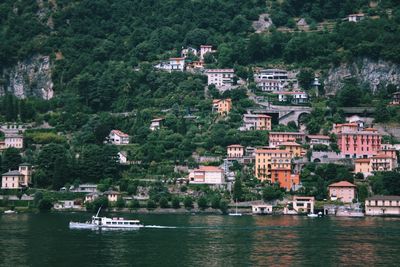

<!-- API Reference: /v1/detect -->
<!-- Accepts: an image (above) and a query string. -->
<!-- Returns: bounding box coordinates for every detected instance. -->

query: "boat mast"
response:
[95,206,102,217]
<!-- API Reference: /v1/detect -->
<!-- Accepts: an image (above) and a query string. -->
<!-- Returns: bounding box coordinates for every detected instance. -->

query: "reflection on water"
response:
[0,213,400,267]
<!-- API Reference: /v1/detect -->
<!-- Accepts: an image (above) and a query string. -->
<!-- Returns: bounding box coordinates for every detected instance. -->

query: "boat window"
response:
[112,222,117,225]
[106,222,111,224]
[124,222,129,225]
[118,222,123,225]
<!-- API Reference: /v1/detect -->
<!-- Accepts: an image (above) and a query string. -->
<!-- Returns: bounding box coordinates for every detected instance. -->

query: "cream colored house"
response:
[150,118,163,131]
[104,191,121,202]
[84,192,100,203]
[1,163,32,189]
[188,166,224,185]
[328,181,356,203]
[227,144,244,158]
[108,130,129,145]
[252,204,273,215]
[365,196,400,216]
[284,196,315,214]
[5,133,24,149]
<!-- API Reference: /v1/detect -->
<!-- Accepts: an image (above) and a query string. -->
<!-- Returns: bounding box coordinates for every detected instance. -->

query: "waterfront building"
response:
[104,191,121,202]
[108,130,129,145]
[333,123,382,158]
[212,98,232,115]
[240,114,272,131]
[71,184,98,193]
[188,166,225,185]
[205,69,235,89]
[328,181,356,203]
[150,118,163,131]
[252,203,273,215]
[365,195,400,216]
[284,196,315,214]
[1,163,32,189]
[227,144,244,158]
[85,192,100,203]
[269,132,305,147]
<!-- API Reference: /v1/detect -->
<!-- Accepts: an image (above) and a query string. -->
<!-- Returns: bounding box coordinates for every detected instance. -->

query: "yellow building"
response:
[354,158,371,177]
[279,141,305,157]
[212,98,232,115]
[255,149,292,182]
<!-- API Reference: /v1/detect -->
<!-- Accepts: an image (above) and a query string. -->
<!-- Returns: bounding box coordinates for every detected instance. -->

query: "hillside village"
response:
[0,0,400,217]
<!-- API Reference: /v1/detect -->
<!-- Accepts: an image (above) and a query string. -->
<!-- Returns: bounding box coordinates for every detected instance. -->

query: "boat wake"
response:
[143,225,177,229]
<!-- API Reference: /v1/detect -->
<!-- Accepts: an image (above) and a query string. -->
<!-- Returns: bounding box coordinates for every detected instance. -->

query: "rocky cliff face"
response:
[324,58,400,94]
[0,55,54,100]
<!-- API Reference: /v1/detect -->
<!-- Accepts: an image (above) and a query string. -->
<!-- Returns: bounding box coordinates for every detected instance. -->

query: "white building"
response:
[348,13,365,22]
[181,47,198,58]
[71,184,98,193]
[188,166,224,185]
[256,79,286,92]
[108,130,129,145]
[274,91,308,104]
[200,45,215,60]
[154,58,185,72]
[240,114,272,131]
[205,69,235,89]
[54,200,81,210]
[365,195,400,216]
[150,118,163,131]
[307,135,331,147]
[254,69,288,81]
[284,196,315,214]
[252,203,273,215]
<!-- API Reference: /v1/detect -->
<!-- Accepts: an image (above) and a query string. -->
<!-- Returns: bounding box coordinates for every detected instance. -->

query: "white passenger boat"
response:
[69,208,143,229]
[4,210,17,214]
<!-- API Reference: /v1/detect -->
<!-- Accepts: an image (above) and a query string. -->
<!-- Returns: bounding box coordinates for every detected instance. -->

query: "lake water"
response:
[1,212,400,266]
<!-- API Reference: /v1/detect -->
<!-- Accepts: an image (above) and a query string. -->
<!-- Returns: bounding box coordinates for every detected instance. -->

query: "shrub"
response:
[159,197,169,208]
[38,198,52,211]
[116,197,125,209]
[147,199,157,210]
[219,199,229,214]
[171,197,180,209]
[183,196,193,209]
[211,196,220,209]
[129,199,140,209]
[197,196,208,210]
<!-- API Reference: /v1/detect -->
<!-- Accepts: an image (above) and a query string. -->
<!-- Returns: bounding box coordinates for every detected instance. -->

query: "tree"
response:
[183,196,193,209]
[129,199,140,210]
[171,197,180,209]
[89,196,109,212]
[2,147,22,172]
[159,197,169,208]
[219,199,229,214]
[116,197,125,209]
[197,196,208,210]
[147,199,157,210]
[211,196,220,209]
[297,69,314,90]
[38,198,53,211]
[262,186,283,201]
[232,179,243,202]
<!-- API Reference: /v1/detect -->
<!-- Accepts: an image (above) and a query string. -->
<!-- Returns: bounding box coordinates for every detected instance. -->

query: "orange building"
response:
[271,169,300,191]
[212,98,232,115]
[255,149,292,182]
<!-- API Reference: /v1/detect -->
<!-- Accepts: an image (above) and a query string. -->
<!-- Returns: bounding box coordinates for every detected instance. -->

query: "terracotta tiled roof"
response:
[227,144,244,148]
[270,132,304,135]
[195,166,223,172]
[328,181,356,187]
[280,141,301,146]
[354,158,371,163]
[111,130,129,137]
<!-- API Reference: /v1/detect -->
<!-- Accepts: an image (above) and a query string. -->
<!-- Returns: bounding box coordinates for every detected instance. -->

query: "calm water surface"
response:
[0,212,399,266]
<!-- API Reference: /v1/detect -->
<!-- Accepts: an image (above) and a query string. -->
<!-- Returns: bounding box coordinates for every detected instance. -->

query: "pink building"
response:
[269,132,305,147]
[333,124,382,158]
[328,181,356,203]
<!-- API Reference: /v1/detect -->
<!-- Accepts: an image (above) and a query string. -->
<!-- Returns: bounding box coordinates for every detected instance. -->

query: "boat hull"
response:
[69,222,143,230]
